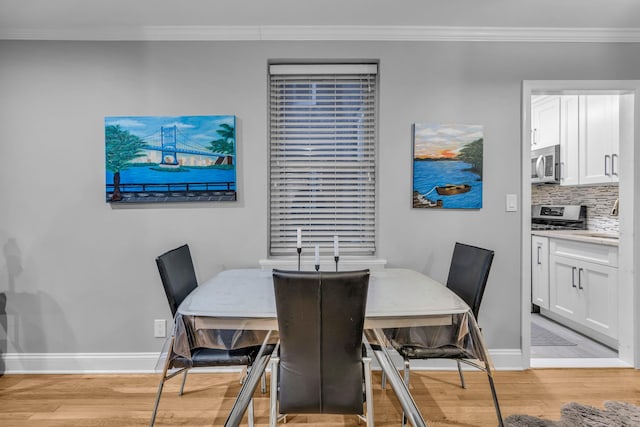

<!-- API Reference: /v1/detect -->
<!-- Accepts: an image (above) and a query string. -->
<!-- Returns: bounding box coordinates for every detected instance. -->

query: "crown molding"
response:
[2,25,640,42]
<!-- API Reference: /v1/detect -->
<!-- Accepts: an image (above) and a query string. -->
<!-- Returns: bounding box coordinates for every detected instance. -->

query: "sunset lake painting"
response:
[412,123,483,209]
[105,115,237,203]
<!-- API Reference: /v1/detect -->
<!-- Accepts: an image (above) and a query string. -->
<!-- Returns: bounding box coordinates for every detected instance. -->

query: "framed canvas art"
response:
[412,123,483,209]
[105,115,236,203]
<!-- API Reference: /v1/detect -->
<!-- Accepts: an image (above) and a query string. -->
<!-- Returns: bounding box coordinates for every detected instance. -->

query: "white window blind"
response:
[269,63,378,257]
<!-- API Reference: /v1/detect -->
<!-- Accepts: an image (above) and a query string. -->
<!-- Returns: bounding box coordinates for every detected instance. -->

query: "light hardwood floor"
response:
[1,369,640,426]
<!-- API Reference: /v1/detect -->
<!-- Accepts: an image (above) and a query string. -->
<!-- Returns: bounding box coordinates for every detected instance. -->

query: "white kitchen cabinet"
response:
[531,95,561,149]
[579,95,620,184]
[549,254,582,322]
[559,95,580,185]
[548,238,618,343]
[531,235,549,309]
[559,94,620,186]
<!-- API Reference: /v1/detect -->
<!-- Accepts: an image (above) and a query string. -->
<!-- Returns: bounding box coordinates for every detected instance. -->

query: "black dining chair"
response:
[269,269,374,427]
[388,242,502,426]
[150,244,271,427]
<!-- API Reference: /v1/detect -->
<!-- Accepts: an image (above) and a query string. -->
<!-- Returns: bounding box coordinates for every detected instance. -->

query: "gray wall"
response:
[1,40,639,356]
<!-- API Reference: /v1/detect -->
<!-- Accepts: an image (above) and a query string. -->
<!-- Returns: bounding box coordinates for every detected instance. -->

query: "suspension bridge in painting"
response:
[142,125,234,165]
[106,124,237,203]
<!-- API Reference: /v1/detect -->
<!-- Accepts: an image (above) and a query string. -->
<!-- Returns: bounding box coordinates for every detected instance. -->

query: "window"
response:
[268,63,378,257]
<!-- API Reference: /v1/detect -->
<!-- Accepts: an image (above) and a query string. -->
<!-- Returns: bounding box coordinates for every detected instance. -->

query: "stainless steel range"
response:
[531,204,587,230]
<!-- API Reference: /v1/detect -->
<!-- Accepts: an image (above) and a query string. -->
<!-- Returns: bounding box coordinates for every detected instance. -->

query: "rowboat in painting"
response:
[435,184,471,196]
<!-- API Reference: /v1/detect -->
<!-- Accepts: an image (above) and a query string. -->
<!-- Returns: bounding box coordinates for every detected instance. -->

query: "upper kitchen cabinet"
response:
[558,94,620,186]
[579,95,620,185]
[531,95,561,149]
[560,95,580,186]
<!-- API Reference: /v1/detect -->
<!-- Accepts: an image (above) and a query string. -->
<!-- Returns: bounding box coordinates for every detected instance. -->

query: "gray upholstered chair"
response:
[269,269,374,427]
[150,244,272,427]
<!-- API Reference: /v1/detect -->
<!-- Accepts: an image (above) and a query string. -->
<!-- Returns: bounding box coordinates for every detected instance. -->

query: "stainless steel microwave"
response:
[531,145,560,184]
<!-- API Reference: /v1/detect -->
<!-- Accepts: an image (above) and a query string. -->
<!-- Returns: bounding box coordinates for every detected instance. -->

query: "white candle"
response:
[296,228,302,249]
[315,244,320,266]
[334,235,339,257]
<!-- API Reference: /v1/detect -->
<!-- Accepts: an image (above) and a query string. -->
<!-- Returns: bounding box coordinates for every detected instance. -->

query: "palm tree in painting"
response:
[105,125,147,201]
[207,123,235,164]
[458,138,483,177]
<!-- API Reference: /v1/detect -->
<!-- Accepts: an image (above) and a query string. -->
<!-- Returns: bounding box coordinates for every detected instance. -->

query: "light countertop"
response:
[531,229,619,246]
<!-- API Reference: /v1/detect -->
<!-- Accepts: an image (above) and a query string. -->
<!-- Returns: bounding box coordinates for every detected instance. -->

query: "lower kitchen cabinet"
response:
[531,235,549,309]
[548,239,618,343]
[549,254,618,339]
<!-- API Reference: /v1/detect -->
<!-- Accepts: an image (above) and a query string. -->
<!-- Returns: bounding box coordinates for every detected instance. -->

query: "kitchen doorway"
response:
[521,80,639,369]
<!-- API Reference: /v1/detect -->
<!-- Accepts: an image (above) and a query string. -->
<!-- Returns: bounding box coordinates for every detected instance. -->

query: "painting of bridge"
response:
[105,115,237,203]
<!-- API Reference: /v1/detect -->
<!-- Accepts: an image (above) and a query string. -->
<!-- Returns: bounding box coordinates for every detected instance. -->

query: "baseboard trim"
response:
[2,352,162,374]
[530,358,632,369]
[1,348,524,374]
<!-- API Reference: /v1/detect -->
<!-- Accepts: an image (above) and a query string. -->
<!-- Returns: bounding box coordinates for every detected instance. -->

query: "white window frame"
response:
[268,62,378,257]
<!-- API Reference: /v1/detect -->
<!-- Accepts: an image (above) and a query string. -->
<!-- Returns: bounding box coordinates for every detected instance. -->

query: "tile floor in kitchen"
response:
[530,313,618,359]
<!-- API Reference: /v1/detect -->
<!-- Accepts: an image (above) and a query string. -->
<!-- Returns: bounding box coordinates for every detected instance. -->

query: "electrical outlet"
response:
[154,319,166,338]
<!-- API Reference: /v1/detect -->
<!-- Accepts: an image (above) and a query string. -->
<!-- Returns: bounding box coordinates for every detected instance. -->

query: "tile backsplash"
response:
[532,184,619,233]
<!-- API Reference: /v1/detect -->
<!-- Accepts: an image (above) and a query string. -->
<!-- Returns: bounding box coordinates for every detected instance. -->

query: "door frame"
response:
[521,80,640,368]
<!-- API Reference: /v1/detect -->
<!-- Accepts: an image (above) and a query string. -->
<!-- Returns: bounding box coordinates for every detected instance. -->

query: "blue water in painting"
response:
[106,166,236,190]
[413,160,482,209]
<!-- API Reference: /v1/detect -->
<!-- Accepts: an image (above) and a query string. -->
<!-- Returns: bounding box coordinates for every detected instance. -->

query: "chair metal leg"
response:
[149,375,167,427]
[269,356,280,427]
[244,367,267,395]
[381,371,387,389]
[178,369,189,396]
[248,398,255,427]
[401,360,410,427]
[363,356,375,427]
[456,360,466,389]
[241,366,248,384]
[150,338,176,427]
[243,367,256,427]
[485,367,504,427]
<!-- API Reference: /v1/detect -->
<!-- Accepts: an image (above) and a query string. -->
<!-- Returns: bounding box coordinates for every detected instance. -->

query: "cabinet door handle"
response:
[572,266,577,288]
[604,154,611,176]
[537,246,541,265]
[578,268,584,290]
[612,153,618,177]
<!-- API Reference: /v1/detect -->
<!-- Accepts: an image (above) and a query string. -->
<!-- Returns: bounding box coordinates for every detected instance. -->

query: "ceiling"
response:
[1,0,640,40]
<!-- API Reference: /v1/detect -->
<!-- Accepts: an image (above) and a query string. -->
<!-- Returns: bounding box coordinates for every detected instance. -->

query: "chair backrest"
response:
[446,242,494,319]
[156,244,198,316]
[272,269,370,415]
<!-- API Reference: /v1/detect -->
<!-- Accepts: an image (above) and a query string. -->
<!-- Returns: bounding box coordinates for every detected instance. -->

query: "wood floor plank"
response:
[1,369,639,426]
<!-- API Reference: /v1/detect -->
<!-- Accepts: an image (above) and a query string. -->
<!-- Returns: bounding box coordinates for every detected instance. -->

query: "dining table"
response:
[169,267,496,427]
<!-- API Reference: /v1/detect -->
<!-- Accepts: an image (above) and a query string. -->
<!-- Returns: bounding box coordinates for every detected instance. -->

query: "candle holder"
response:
[334,256,339,272]
[297,247,302,271]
